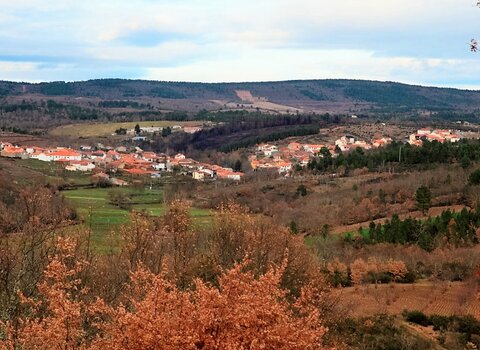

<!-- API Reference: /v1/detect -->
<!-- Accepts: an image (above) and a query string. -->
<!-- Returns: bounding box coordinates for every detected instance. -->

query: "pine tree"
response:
[415,185,432,214]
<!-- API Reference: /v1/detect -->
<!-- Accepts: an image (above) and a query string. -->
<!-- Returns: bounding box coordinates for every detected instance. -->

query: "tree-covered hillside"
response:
[1,79,480,112]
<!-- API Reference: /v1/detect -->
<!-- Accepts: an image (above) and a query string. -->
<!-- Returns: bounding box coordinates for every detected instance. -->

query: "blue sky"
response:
[0,0,479,87]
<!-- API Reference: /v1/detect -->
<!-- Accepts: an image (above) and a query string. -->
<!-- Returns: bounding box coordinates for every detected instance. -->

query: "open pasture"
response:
[49,120,204,138]
[63,187,212,252]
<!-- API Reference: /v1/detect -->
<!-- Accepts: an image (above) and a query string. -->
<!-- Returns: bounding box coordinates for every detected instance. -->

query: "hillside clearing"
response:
[49,120,204,138]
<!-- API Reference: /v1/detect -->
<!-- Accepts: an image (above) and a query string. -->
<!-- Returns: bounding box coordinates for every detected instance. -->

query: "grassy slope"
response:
[63,187,211,253]
[0,159,211,252]
[49,120,204,138]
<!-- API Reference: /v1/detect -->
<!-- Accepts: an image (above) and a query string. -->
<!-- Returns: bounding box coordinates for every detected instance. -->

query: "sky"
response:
[0,0,479,88]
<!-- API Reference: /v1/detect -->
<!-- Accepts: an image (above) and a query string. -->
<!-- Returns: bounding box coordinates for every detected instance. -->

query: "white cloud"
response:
[144,48,480,88]
[0,0,479,85]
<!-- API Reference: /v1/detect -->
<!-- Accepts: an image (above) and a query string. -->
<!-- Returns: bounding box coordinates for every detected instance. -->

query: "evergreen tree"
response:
[468,169,480,185]
[415,186,432,214]
[134,123,141,135]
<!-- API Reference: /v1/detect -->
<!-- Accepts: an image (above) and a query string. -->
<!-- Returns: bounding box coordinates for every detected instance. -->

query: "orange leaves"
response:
[0,200,332,349]
[385,259,408,281]
[95,261,325,350]
[4,259,327,349]
[5,237,100,350]
[2,237,328,350]
[350,258,408,286]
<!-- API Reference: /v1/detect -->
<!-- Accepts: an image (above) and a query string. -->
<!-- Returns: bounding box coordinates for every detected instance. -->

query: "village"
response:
[250,128,464,175]
[0,127,466,185]
[0,141,244,186]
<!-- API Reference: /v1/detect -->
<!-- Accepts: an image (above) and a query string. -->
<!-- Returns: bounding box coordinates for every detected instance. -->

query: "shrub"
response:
[469,169,480,186]
[403,310,430,327]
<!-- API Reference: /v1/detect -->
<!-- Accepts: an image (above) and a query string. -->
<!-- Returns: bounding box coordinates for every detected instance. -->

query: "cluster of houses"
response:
[408,128,462,146]
[0,141,244,184]
[250,136,393,176]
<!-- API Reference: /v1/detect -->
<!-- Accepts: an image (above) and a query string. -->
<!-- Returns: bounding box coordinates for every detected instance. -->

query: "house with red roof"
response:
[216,169,244,181]
[37,148,82,162]
[1,146,27,158]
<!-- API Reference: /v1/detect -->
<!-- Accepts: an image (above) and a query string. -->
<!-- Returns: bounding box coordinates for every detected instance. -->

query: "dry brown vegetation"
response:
[0,196,342,349]
[335,280,480,318]
[193,163,475,232]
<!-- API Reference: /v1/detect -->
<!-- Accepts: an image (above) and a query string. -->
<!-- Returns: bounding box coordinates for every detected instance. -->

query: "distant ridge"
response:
[1,79,480,115]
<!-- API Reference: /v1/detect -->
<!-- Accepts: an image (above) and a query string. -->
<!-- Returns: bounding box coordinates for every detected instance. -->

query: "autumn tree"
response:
[350,259,369,287]
[1,237,102,349]
[0,186,75,332]
[162,200,199,287]
[2,239,330,350]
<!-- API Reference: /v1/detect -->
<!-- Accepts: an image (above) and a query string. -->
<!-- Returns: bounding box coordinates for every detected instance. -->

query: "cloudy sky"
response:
[0,0,479,87]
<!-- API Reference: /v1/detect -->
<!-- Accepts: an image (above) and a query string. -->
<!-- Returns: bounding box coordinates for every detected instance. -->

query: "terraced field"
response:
[335,280,480,318]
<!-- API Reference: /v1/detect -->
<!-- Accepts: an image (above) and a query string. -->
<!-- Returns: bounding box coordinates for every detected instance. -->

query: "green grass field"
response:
[63,187,212,252]
[49,120,204,138]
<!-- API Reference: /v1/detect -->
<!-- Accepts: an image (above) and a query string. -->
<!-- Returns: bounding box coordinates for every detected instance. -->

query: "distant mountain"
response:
[1,79,480,116]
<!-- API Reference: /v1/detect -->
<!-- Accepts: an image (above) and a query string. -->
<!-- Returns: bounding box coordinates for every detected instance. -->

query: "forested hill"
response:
[1,79,480,114]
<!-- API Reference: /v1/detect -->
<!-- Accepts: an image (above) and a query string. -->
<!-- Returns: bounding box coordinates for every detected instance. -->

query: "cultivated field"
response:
[335,281,480,318]
[49,120,204,138]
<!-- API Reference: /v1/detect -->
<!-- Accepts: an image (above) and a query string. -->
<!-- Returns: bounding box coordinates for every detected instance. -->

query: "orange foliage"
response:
[350,259,369,286]
[350,258,407,286]
[2,237,329,350]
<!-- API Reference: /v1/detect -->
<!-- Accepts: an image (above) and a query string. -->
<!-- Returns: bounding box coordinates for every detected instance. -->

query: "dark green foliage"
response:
[440,261,471,281]
[403,312,480,347]
[45,100,101,120]
[38,81,75,95]
[134,124,141,135]
[289,220,298,234]
[218,126,319,153]
[325,269,351,287]
[332,315,434,350]
[0,102,35,112]
[149,86,186,99]
[461,155,472,169]
[403,310,430,327]
[415,185,432,214]
[115,128,127,135]
[161,126,172,137]
[344,82,435,107]
[296,184,308,197]
[233,160,242,172]
[355,208,479,252]
[299,89,327,101]
[309,139,480,174]
[98,100,145,108]
[469,168,480,185]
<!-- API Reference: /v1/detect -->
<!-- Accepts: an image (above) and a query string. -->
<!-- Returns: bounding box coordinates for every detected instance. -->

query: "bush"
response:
[468,169,480,186]
[439,261,471,281]
[397,269,417,284]
[333,315,434,350]
[403,310,430,327]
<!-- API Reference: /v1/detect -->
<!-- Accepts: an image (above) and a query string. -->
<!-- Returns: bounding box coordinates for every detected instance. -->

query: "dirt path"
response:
[331,205,470,235]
